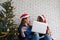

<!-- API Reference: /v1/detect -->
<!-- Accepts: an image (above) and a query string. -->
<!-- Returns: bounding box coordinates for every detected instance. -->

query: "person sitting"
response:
[37,15,53,40]
[18,13,39,40]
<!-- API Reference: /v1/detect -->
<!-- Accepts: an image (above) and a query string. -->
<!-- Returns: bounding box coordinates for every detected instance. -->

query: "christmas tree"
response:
[0,0,14,33]
[0,0,18,40]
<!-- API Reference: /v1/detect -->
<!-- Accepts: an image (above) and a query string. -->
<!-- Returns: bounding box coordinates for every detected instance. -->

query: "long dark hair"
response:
[19,18,32,28]
[20,18,27,26]
[37,16,43,22]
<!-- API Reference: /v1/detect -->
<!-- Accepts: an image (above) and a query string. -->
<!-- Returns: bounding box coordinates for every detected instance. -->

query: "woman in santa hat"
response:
[37,15,53,40]
[18,13,39,40]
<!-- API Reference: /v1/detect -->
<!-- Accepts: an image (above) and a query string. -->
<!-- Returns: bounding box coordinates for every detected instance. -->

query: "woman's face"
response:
[37,16,43,22]
[25,17,30,24]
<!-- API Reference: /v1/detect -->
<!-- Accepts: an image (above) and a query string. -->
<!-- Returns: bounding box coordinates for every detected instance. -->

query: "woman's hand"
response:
[21,27,27,37]
[47,29,52,36]
[46,26,52,36]
[21,27,26,33]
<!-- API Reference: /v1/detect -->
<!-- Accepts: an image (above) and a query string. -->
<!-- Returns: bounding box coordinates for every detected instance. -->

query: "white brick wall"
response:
[12,0,60,40]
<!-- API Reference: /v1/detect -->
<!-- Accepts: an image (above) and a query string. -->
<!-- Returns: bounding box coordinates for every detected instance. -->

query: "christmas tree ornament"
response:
[10,20,13,24]
[11,18,14,19]
[10,25,15,30]
[9,7,12,9]
[7,28,10,32]
[14,33,16,35]
[4,14,6,17]
[15,28,17,31]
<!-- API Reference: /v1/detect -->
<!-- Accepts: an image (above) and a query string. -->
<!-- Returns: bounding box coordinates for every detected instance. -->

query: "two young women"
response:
[18,13,52,40]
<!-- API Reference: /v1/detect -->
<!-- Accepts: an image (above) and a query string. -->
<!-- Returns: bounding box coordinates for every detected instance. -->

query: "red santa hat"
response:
[40,15,46,23]
[20,13,30,19]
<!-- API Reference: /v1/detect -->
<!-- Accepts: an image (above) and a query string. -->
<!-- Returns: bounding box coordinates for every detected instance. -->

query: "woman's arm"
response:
[46,26,52,36]
[21,27,26,37]
[18,26,26,38]
[21,32,25,37]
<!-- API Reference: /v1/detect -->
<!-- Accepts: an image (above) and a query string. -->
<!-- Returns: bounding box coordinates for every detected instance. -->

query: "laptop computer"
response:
[32,21,47,34]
